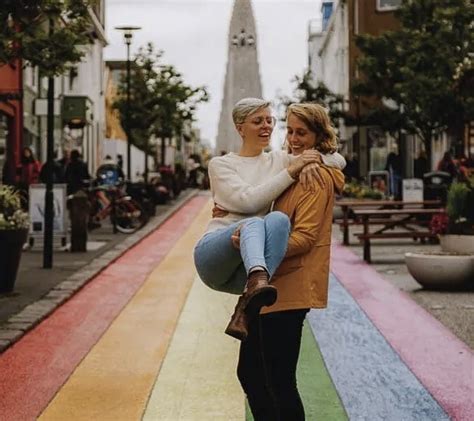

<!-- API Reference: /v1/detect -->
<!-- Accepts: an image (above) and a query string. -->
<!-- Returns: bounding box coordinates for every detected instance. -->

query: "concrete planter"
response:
[405,252,474,290]
[439,234,474,254]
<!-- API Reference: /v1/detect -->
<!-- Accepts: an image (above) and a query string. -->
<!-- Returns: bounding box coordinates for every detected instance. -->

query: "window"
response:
[377,0,401,11]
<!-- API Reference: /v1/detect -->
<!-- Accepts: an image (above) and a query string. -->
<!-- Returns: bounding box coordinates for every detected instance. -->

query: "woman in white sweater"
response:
[193,98,345,340]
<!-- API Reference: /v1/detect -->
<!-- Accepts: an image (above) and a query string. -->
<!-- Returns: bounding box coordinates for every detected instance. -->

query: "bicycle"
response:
[87,179,148,234]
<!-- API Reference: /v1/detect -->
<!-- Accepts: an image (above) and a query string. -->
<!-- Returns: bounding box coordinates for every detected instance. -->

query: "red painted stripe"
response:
[0,195,208,421]
[331,243,474,421]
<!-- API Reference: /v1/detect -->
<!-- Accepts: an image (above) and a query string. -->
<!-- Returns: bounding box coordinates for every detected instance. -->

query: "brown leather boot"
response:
[243,270,277,316]
[225,295,249,341]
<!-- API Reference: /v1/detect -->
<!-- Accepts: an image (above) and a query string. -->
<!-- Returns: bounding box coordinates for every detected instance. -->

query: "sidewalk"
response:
[331,223,474,349]
[0,189,199,353]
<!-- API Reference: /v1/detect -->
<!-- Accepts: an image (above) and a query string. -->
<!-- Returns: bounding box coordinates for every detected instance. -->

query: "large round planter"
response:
[0,229,28,293]
[439,234,474,254]
[405,252,474,290]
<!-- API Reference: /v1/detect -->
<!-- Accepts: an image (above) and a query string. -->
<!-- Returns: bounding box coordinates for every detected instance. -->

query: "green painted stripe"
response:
[246,321,347,420]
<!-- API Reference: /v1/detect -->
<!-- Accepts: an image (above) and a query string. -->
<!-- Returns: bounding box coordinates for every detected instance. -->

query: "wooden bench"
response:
[334,199,441,245]
[353,208,444,263]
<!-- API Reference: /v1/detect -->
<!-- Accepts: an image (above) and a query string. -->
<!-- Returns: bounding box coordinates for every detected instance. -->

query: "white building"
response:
[27,2,107,175]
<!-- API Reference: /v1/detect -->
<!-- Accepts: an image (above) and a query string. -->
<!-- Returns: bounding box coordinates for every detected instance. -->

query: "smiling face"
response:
[236,107,275,149]
[286,113,316,155]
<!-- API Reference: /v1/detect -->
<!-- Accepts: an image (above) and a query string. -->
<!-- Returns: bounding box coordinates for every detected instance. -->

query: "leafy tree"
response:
[114,43,209,164]
[0,0,93,77]
[354,0,474,160]
[280,70,347,127]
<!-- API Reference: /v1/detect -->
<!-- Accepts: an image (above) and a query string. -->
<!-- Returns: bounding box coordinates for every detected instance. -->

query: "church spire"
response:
[216,0,263,154]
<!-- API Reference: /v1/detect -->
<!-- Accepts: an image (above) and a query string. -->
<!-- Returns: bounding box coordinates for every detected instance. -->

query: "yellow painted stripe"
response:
[143,276,245,421]
[39,200,213,421]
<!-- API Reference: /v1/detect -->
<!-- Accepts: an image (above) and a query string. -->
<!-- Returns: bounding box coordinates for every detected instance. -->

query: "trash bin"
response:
[423,171,452,205]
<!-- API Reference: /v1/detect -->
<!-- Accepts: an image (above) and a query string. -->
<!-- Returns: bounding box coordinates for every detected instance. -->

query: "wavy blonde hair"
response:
[286,103,338,154]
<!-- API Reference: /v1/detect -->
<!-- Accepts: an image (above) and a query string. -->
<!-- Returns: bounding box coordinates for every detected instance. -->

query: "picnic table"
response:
[353,208,445,263]
[334,199,442,245]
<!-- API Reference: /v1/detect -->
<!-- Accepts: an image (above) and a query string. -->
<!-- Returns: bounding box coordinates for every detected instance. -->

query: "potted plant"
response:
[0,186,29,293]
[405,178,474,289]
[436,178,474,253]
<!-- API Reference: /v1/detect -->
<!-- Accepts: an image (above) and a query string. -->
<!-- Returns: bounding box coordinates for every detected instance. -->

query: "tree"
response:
[354,0,474,160]
[0,0,94,268]
[0,0,93,77]
[114,43,209,165]
[280,70,347,128]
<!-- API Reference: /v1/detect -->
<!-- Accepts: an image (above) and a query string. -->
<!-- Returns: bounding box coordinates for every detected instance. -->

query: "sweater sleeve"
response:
[287,151,346,170]
[209,158,295,214]
[321,152,346,169]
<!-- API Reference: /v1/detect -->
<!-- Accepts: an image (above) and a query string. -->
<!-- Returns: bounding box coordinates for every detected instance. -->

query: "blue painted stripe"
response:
[307,274,449,421]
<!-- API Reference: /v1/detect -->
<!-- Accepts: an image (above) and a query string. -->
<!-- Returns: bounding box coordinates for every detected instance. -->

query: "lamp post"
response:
[115,25,141,181]
[43,17,55,269]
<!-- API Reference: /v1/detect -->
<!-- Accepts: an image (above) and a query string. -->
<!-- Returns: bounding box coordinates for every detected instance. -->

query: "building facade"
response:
[0,60,23,183]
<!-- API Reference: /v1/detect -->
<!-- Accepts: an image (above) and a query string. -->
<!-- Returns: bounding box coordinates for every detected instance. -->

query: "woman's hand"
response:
[300,162,325,191]
[231,226,241,250]
[212,203,229,218]
[287,150,324,189]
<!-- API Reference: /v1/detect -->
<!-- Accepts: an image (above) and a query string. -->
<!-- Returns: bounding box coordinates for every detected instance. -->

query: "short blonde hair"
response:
[232,98,271,125]
[287,103,338,154]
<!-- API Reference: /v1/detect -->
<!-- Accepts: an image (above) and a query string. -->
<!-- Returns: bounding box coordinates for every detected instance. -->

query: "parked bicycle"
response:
[87,177,148,234]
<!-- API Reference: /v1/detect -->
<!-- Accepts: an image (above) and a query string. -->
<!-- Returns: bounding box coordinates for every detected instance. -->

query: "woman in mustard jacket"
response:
[236,103,345,421]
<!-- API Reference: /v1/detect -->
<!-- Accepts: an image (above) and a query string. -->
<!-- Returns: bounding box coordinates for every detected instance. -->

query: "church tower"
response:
[216,0,263,153]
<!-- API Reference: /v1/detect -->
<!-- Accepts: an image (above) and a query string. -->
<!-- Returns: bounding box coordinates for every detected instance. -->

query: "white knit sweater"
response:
[204,150,345,234]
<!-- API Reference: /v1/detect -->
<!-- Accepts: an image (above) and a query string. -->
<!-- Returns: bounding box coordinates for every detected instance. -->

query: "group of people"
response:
[2,147,91,201]
[194,98,346,420]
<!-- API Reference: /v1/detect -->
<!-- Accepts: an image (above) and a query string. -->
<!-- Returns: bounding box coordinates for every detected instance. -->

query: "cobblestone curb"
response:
[0,190,200,354]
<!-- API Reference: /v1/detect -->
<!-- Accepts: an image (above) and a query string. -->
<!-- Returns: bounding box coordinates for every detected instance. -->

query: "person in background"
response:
[57,148,71,182]
[17,147,41,191]
[385,150,402,199]
[437,151,459,179]
[39,151,64,184]
[414,150,429,180]
[343,153,359,182]
[64,150,90,195]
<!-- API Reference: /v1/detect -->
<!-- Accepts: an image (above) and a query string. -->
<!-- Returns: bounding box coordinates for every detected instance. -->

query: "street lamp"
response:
[115,25,141,181]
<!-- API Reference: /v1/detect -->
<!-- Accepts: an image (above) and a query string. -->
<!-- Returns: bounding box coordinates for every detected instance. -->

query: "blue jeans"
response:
[194,211,291,295]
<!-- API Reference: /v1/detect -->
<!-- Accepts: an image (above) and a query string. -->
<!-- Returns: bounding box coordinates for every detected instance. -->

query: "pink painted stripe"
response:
[330,243,474,421]
[0,196,208,421]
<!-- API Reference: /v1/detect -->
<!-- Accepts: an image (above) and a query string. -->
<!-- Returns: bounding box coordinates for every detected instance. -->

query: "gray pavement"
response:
[0,189,199,353]
[332,223,474,349]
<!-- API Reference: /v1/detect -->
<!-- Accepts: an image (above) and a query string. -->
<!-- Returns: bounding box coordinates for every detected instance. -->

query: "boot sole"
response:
[224,325,247,341]
[244,286,277,316]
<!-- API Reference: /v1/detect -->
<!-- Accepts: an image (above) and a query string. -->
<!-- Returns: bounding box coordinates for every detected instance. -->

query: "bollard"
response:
[67,190,90,252]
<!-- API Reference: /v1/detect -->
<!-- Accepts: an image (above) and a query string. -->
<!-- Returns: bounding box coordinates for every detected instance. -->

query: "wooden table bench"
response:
[334,200,442,245]
[353,208,445,263]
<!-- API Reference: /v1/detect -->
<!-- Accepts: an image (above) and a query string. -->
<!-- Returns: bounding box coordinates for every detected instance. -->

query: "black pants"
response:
[237,309,309,421]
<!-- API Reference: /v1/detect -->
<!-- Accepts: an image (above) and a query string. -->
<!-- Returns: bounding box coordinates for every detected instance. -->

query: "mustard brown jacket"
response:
[261,166,345,314]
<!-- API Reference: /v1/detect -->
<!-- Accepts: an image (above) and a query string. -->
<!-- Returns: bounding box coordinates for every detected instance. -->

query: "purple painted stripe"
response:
[331,243,474,421]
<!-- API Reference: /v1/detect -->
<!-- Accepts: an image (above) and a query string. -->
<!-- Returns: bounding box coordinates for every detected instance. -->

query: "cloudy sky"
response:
[105,0,322,149]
